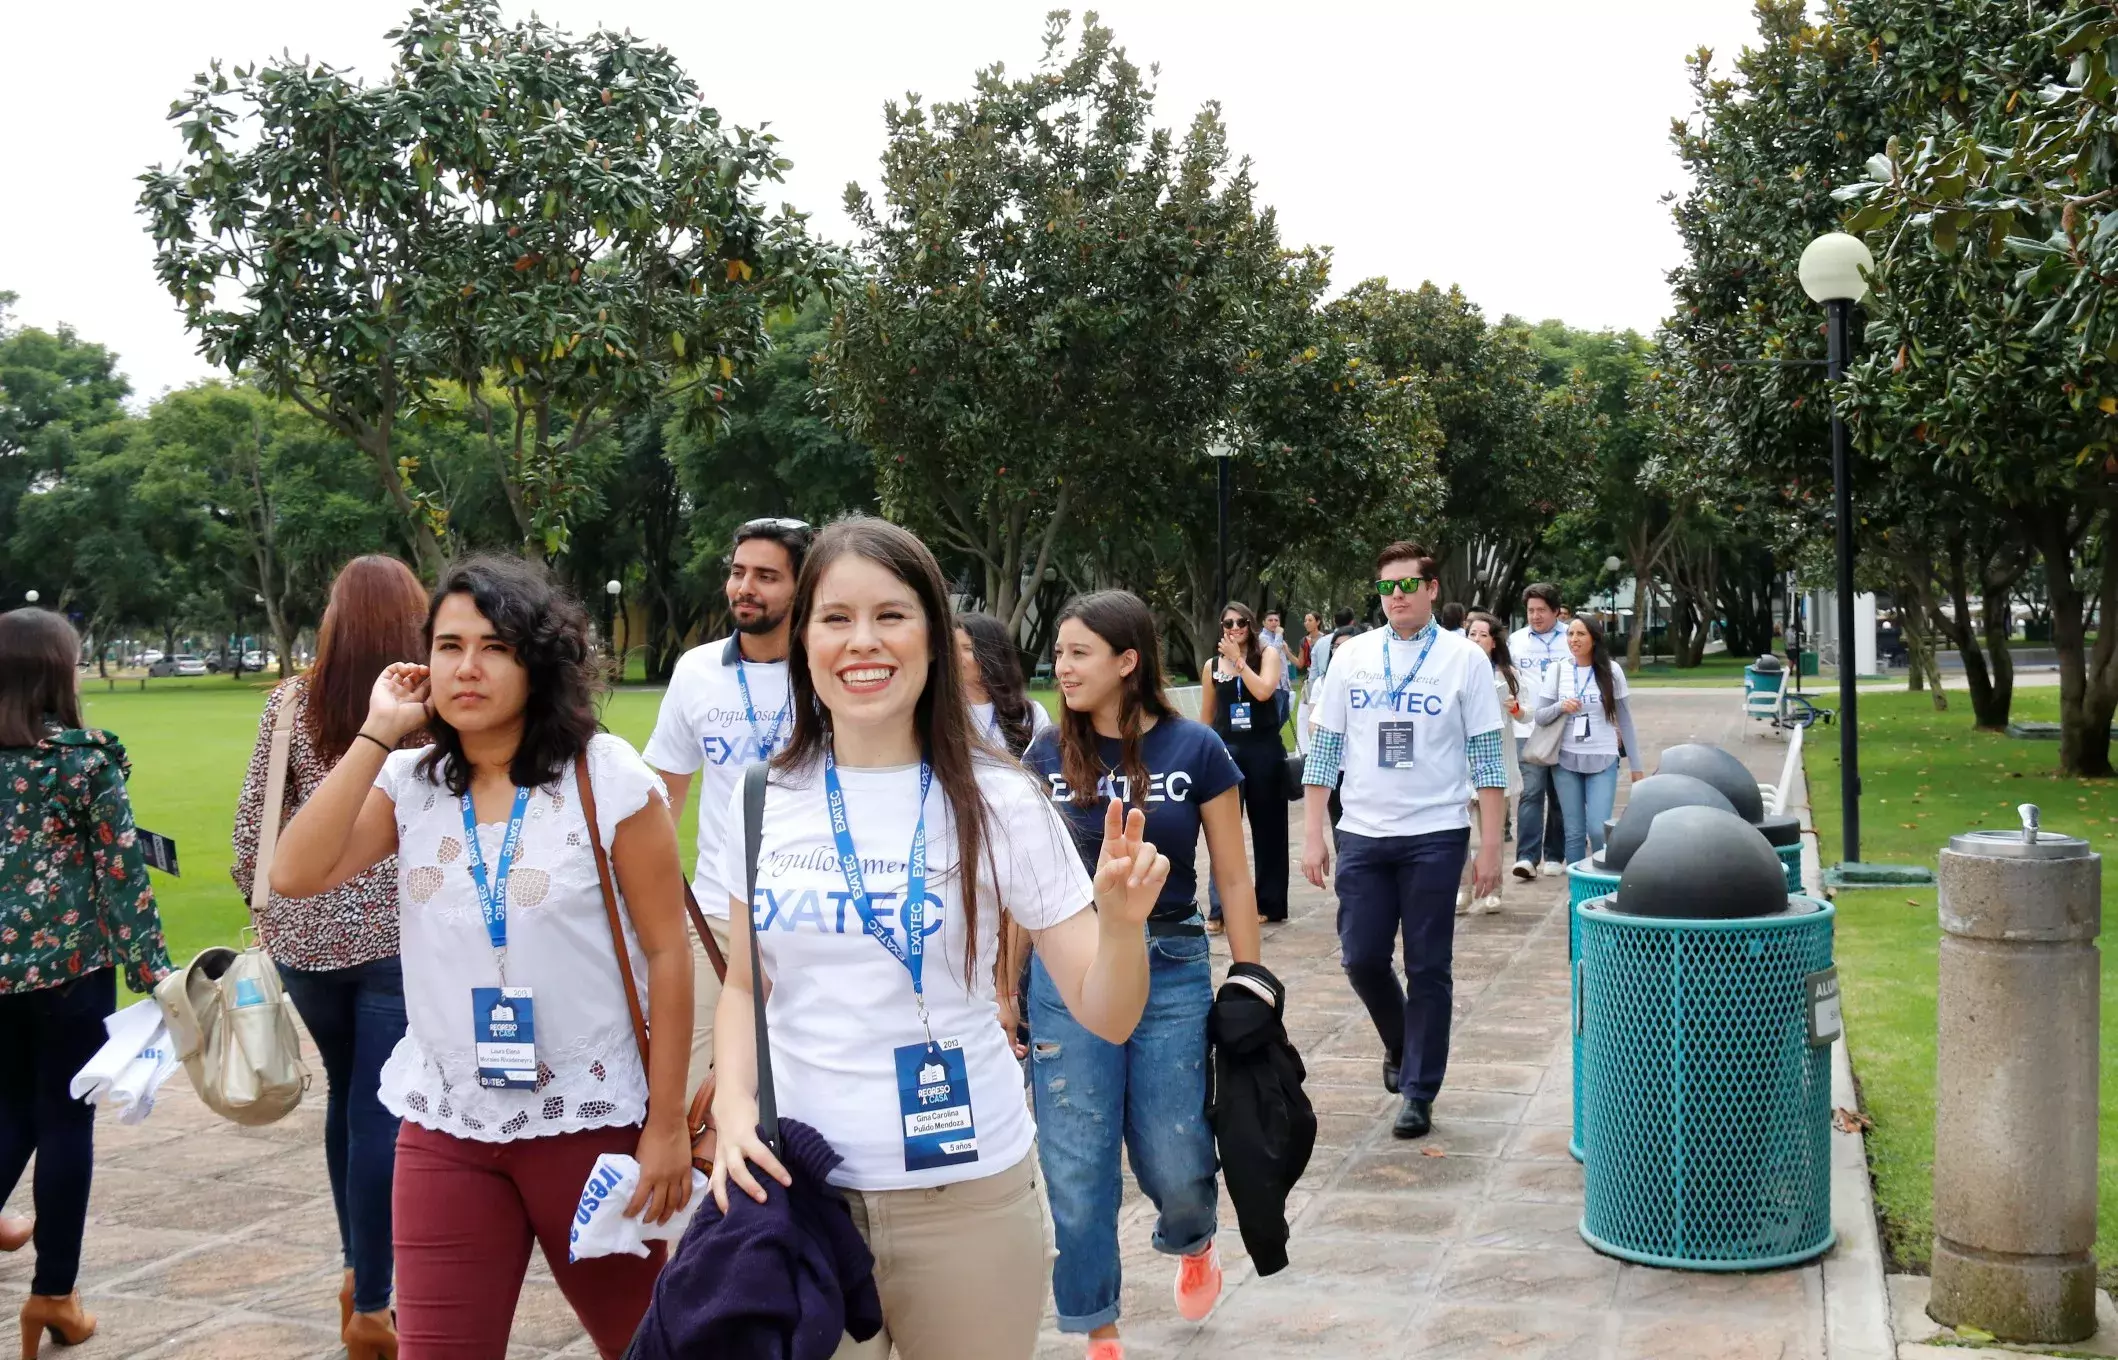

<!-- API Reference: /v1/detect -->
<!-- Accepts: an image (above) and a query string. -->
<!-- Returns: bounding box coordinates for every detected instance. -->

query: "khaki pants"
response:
[686,914,731,1097]
[829,1152,1050,1360]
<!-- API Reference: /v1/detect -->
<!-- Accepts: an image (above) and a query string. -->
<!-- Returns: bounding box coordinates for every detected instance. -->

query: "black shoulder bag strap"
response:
[743,761,780,1157]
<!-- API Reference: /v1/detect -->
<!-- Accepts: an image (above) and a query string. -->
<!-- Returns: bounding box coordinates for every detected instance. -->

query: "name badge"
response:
[1377,720,1416,769]
[1575,713,1593,741]
[894,1038,978,1172]
[473,986,538,1089]
[1229,702,1253,732]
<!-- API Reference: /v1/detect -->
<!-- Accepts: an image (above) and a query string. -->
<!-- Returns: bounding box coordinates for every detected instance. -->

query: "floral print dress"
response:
[0,728,173,995]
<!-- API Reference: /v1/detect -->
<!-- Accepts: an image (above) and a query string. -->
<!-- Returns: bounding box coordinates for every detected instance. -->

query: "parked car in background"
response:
[139,650,165,667]
[244,650,269,670]
[149,654,209,677]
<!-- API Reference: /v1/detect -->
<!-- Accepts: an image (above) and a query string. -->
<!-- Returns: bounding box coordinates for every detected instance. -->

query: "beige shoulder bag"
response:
[154,689,311,1125]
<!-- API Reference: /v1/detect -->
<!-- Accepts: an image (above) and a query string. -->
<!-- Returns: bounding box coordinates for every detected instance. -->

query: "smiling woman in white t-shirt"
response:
[708,516,1168,1360]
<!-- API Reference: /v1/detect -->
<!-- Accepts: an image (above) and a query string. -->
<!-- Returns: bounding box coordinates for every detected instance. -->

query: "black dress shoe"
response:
[1392,1097,1433,1139]
[1383,1050,1404,1095]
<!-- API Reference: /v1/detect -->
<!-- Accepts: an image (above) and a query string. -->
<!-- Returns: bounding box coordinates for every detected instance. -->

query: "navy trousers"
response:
[1334,828,1471,1102]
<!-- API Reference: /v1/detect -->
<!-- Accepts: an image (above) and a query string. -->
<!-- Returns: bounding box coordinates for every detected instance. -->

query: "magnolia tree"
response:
[823,14,1287,630]
[141,0,827,562]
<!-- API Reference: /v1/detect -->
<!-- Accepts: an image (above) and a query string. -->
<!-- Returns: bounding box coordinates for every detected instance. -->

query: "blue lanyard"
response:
[821,746,936,1037]
[1571,662,1595,700]
[1528,627,1564,671]
[460,786,533,954]
[736,659,789,759]
[1381,626,1439,708]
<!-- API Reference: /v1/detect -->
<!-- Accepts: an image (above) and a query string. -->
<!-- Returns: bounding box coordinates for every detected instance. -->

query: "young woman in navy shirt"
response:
[1022,590,1263,1357]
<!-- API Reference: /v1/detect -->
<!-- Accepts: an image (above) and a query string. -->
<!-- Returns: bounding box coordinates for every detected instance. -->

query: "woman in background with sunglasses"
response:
[1198,602,1289,924]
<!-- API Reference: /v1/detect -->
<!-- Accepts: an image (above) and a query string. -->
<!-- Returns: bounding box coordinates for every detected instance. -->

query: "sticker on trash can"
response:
[1805,967,1841,1047]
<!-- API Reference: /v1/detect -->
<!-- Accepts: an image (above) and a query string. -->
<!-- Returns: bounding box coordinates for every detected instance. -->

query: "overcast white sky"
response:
[2,1,1769,404]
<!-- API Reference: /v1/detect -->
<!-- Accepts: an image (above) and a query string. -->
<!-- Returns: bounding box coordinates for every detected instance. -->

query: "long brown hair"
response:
[1219,600,1264,674]
[774,516,992,980]
[1466,609,1518,699]
[1570,616,1619,720]
[956,612,1037,757]
[305,556,431,763]
[1055,590,1174,810]
[0,609,83,747]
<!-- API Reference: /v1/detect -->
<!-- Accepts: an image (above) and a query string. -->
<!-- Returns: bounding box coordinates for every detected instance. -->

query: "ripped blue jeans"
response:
[1028,931,1219,1334]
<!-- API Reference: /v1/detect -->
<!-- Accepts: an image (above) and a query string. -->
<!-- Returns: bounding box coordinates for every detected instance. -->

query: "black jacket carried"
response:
[624,1118,883,1360]
[1207,962,1315,1276]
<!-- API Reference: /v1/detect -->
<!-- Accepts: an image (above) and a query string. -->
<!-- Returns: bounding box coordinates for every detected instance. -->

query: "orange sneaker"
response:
[1085,1338,1125,1360]
[1173,1242,1223,1322]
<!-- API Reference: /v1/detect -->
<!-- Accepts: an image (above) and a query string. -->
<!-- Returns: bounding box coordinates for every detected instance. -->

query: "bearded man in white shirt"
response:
[644,517,811,1093]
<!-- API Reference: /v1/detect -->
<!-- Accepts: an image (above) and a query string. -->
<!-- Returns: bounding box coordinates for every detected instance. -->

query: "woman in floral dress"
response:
[0,609,173,1353]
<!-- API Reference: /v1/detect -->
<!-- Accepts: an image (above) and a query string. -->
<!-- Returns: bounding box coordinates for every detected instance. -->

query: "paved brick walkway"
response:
[5,689,1831,1358]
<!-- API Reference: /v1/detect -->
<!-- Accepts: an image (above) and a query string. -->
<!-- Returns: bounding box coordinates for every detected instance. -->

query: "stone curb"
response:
[1792,747,1898,1360]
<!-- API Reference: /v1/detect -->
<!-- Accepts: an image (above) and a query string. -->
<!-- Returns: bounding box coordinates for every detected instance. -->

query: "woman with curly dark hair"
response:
[273,556,696,1360]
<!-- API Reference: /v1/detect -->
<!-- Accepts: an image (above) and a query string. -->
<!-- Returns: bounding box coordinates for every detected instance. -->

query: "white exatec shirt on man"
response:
[372,734,664,1141]
[718,754,1091,1191]
[1508,623,1570,738]
[643,635,792,919]
[1308,622,1506,840]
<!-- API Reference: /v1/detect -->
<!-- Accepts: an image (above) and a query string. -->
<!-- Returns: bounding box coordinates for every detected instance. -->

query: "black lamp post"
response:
[604,579,623,682]
[1799,230,1875,867]
[1207,433,1235,618]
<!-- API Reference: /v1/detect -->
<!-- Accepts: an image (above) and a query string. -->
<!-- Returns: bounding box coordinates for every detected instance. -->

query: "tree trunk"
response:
[2033,510,2117,777]
[1979,579,2016,729]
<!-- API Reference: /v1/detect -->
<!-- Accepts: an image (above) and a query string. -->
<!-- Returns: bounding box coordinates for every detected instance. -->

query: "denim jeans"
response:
[0,969,114,1295]
[1551,763,1620,866]
[278,956,409,1314]
[1028,933,1218,1333]
[1515,740,1567,865]
[1335,828,1470,1102]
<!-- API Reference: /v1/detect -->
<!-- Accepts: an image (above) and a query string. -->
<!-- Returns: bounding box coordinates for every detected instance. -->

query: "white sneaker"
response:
[1540,862,1563,878]
[1454,887,1471,915]
[1511,859,1535,882]
[1477,894,1504,915]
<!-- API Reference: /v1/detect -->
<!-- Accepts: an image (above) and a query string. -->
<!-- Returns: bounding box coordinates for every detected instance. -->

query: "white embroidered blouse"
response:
[372,733,666,1142]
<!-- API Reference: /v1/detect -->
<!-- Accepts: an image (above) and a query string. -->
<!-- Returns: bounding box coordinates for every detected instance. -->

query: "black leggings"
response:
[1226,738,1291,920]
[0,968,115,1296]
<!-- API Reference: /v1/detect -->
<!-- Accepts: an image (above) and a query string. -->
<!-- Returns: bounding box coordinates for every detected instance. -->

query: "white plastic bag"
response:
[567,1152,707,1262]
[70,997,180,1124]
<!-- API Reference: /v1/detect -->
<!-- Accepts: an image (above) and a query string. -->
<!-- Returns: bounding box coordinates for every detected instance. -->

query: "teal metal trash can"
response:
[1776,842,1802,891]
[1575,894,1837,1269]
[1566,858,1620,1164]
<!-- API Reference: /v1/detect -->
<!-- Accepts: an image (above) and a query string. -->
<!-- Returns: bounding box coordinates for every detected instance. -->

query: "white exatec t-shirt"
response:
[1309,621,1506,840]
[969,698,1054,751]
[644,635,792,919]
[1538,659,1631,759]
[372,734,665,1142]
[718,754,1091,1191]
[1508,623,1570,738]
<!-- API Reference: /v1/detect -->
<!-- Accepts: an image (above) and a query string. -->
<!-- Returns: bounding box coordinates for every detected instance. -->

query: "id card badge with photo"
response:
[1575,713,1593,741]
[1377,720,1416,770]
[894,1038,978,1172]
[1229,701,1253,732]
[472,986,539,1089]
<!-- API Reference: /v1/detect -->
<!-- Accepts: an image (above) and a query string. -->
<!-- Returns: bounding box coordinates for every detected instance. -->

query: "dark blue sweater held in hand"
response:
[624,1118,883,1360]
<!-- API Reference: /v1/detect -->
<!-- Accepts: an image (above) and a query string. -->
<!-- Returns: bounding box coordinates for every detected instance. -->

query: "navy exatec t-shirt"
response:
[1022,715,1244,918]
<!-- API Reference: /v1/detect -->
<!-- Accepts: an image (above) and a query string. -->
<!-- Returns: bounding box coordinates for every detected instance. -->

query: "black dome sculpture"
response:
[1655,743,1765,824]
[1601,774,1736,872]
[1614,805,1792,919]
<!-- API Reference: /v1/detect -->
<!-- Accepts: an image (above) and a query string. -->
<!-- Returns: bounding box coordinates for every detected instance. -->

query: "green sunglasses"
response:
[1374,576,1427,596]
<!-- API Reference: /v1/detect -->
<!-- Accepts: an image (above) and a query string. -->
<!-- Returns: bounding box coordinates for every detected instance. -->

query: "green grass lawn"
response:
[1805,687,2118,1284]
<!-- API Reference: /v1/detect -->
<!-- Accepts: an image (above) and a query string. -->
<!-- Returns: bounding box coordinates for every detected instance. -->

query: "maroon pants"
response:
[394,1120,663,1359]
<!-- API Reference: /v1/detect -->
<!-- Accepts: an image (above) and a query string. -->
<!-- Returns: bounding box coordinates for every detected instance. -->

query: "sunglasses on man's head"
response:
[740,516,812,535]
[1221,618,1248,630]
[1374,576,1426,596]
